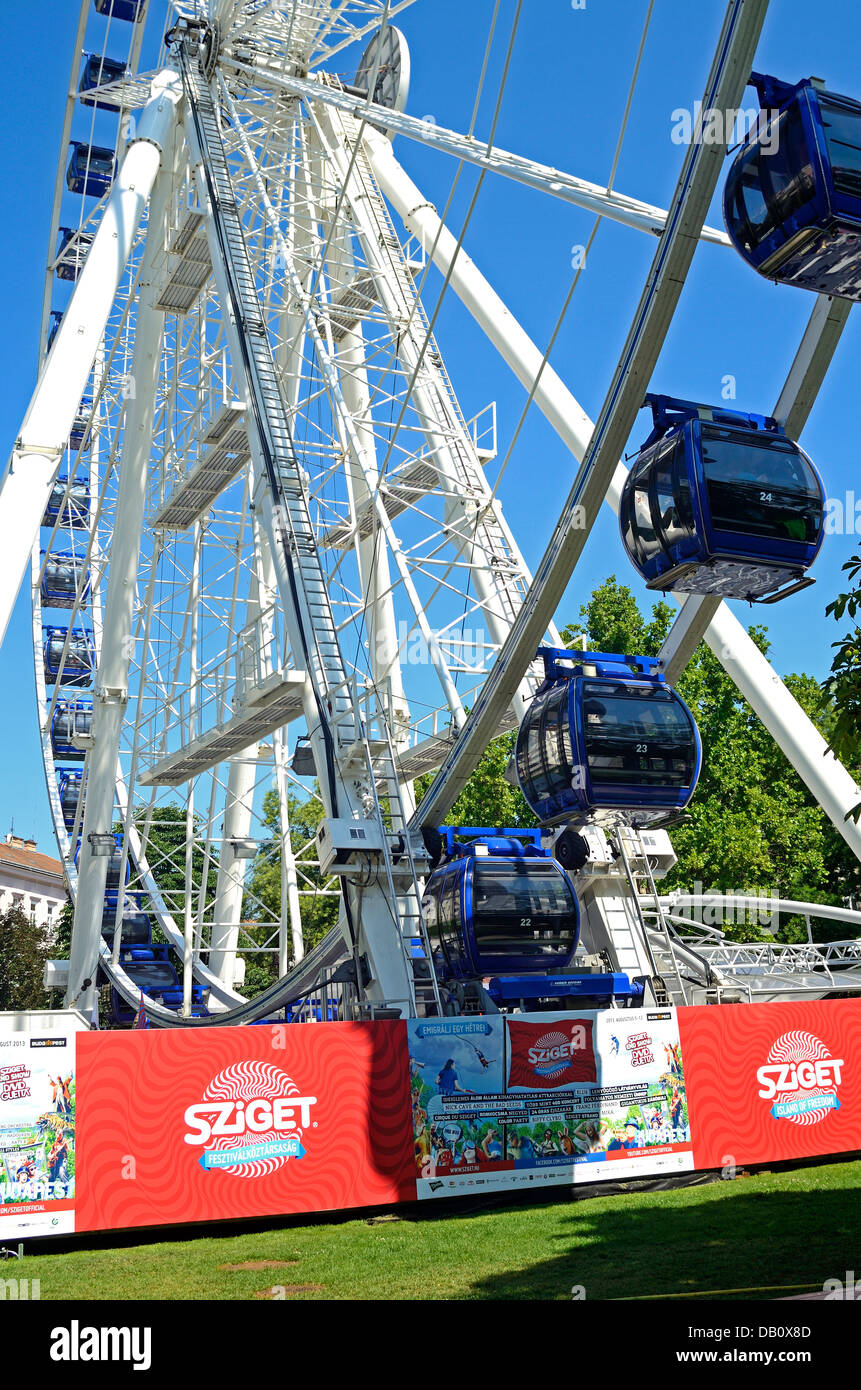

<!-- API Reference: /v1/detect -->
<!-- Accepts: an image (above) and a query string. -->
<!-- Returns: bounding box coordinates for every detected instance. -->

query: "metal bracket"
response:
[752,575,816,605]
[13,440,64,461]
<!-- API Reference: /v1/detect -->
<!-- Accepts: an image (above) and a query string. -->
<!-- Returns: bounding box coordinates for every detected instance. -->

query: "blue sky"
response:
[1,0,859,849]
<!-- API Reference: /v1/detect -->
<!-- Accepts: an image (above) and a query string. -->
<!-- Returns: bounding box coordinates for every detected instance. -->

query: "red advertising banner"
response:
[74,1021,414,1232]
[678,999,861,1171]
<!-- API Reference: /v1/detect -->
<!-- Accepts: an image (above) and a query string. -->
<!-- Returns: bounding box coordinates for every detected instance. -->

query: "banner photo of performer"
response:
[410,1009,694,1199]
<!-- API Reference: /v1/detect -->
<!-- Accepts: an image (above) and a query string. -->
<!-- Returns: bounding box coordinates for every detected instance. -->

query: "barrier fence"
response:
[2,998,861,1241]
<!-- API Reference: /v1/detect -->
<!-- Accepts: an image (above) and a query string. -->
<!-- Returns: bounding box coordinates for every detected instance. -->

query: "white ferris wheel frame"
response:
[0,0,858,1024]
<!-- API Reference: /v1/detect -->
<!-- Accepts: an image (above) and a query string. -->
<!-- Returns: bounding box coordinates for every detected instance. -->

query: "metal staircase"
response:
[356,700,443,1016]
[180,45,348,712]
[174,30,442,1013]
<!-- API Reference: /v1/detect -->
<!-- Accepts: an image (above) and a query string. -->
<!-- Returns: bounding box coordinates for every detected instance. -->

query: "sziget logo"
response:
[528,1027,589,1076]
[756,1030,844,1126]
[183,1061,317,1176]
[507,1018,596,1089]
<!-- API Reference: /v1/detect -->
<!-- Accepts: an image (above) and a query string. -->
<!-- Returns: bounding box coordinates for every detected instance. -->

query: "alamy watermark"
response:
[681,881,780,934]
[50,1323,151,1370]
[0,1276,40,1300]
[823,1270,861,1300]
[825,492,861,535]
[390,621,490,669]
[671,103,780,153]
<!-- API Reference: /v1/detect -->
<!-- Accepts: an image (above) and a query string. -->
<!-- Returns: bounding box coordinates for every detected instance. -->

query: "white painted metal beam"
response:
[776,294,852,441]
[658,594,724,683]
[65,127,181,1013]
[224,60,731,247]
[0,70,183,655]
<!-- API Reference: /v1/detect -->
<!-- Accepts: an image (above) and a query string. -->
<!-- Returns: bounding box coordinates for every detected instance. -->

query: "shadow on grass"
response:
[467,1178,861,1301]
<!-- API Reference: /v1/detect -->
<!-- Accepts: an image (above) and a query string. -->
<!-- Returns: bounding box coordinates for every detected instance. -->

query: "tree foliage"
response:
[823,551,861,784]
[134,804,220,915]
[0,907,50,1010]
[415,730,537,830]
[54,900,74,957]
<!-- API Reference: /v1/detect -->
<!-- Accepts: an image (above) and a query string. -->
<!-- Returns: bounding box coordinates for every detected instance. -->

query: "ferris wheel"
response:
[4,0,861,1025]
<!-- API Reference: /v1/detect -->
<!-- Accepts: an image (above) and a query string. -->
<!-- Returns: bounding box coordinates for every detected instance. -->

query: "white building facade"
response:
[0,834,67,932]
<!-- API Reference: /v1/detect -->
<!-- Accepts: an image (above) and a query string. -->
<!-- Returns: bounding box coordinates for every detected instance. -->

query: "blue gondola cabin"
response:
[94,0,146,20]
[78,53,129,111]
[66,143,115,198]
[102,893,152,947]
[422,830,581,982]
[47,310,63,351]
[58,770,86,831]
[42,477,90,529]
[515,649,701,827]
[70,399,93,450]
[620,395,825,603]
[724,72,861,299]
[55,228,93,282]
[51,699,93,760]
[40,552,90,610]
[43,626,95,686]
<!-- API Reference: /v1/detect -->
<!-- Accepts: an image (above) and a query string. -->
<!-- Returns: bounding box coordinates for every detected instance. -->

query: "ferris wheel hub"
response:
[341,25,411,137]
[165,15,221,77]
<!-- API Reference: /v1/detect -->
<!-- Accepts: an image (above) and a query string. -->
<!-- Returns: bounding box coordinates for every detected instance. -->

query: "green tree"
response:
[54,900,74,957]
[0,907,50,1010]
[819,554,861,911]
[564,573,675,656]
[415,729,537,830]
[132,804,220,942]
[823,551,861,779]
[573,577,850,934]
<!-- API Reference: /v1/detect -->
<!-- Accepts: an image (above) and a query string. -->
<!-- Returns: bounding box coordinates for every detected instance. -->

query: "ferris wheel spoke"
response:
[231,60,733,246]
[0,69,183,655]
[67,150,180,1014]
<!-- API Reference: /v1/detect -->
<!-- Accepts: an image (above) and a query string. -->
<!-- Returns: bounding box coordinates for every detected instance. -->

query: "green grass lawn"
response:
[11,1160,861,1300]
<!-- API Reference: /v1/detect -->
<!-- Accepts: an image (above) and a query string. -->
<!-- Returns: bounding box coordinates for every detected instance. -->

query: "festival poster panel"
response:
[409,1017,509,1193]
[75,1021,415,1233]
[504,1008,694,1189]
[0,1028,80,1240]
[679,998,861,1171]
[413,1008,694,1199]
